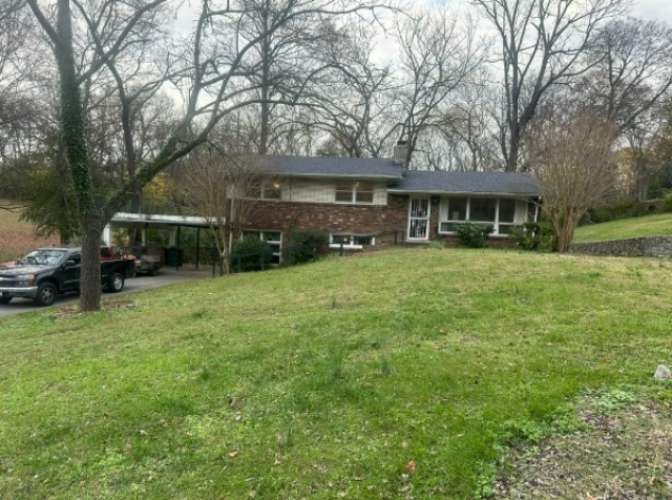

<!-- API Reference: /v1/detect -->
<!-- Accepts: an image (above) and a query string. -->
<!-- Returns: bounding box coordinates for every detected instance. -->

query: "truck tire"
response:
[34,283,57,307]
[106,273,125,293]
[0,295,11,305]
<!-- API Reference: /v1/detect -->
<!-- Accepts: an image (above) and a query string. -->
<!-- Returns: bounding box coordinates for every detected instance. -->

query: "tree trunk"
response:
[80,223,102,311]
[553,209,582,253]
[258,10,271,156]
[54,0,100,311]
[505,127,520,172]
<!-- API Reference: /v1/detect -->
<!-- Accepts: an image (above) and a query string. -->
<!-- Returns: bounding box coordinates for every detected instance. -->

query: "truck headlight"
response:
[16,274,36,285]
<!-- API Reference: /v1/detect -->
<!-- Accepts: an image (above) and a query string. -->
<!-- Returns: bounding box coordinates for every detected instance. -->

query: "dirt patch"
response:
[50,300,136,319]
[495,393,672,499]
[0,203,59,262]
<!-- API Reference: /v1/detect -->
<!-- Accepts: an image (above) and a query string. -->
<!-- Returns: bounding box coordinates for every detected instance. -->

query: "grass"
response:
[0,202,58,262]
[574,212,672,243]
[1,248,672,498]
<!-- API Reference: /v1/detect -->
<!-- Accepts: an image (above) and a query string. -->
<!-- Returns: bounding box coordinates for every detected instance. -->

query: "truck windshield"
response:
[19,250,68,266]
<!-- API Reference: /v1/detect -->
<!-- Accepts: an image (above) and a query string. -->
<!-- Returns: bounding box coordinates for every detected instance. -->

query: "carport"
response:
[103,213,212,270]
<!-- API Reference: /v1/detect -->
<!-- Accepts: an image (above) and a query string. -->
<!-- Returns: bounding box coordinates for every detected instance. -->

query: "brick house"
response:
[240,155,541,262]
[108,154,541,265]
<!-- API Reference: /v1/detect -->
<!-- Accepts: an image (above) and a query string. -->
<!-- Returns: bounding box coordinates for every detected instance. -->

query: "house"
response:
[106,153,541,265]
[241,154,541,260]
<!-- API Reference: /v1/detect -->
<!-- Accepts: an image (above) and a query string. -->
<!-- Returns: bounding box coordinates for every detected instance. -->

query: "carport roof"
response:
[111,212,210,227]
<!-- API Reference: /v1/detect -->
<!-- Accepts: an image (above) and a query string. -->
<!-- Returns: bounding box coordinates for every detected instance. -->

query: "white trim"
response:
[407,197,431,242]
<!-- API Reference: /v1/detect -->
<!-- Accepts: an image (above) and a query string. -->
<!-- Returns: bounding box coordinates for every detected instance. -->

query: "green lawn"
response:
[574,212,672,243]
[1,248,671,498]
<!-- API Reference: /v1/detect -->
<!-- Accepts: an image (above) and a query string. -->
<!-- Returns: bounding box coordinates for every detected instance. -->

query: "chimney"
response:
[393,140,409,169]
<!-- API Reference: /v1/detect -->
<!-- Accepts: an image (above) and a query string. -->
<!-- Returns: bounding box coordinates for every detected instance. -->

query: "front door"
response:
[408,197,431,241]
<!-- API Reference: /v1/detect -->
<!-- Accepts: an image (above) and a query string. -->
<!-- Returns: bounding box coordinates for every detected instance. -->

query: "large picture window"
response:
[439,197,526,236]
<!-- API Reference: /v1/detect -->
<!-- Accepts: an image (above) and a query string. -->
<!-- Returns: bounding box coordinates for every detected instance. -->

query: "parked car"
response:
[130,245,162,276]
[0,247,136,306]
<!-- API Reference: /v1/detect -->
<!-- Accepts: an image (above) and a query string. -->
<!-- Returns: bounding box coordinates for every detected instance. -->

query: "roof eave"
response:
[267,172,403,180]
[387,189,541,197]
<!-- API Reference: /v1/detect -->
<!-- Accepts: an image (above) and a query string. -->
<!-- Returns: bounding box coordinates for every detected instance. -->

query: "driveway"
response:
[0,268,211,318]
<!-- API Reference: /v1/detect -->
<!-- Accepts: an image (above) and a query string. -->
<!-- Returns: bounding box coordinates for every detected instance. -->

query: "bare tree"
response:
[583,18,672,133]
[22,0,385,311]
[182,147,263,275]
[474,0,625,171]
[577,17,672,200]
[309,23,398,158]
[395,12,481,168]
[419,71,501,171]
[528,104,618,252]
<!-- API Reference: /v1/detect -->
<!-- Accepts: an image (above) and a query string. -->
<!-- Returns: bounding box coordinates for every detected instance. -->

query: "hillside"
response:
[0,203,58,262]
[574,212,672,243]
[1,248,672,498]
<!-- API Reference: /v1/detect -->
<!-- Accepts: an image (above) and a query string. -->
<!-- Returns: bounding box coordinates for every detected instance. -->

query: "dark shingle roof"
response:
[257,155,403,179]
[392,170,541,196]
[255,155,540,196]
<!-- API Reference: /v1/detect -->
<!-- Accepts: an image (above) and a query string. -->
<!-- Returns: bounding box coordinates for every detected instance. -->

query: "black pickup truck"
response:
[0,247,135,306]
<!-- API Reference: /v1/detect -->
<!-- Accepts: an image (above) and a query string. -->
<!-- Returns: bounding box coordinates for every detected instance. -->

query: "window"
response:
[242,230,283,264]
[438,197,523,236]
[355,182,374,203]
[470,198,497,222]
[499,199,515,223]
[498,199,516,234]
[335,182,354,203]
[245,182,262,199]
[448,198,468,221]
[263,182,282,200]
[335,182,375,204]
[246,181,283,200]
[330,234,375,249]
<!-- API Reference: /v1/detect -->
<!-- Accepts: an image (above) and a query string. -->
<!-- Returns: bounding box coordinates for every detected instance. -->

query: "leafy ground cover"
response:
[0,202,58,261]
[495,387,672,498]
[0,248,671,498]
[574,212,672,243]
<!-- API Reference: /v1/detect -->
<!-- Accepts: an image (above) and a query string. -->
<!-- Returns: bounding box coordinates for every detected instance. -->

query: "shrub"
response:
[664,192,672,212]
[512,221,555,251]
[230,238,273,272]
[286,230,329,265]
[586,199,663,224]
[456,223,493,248]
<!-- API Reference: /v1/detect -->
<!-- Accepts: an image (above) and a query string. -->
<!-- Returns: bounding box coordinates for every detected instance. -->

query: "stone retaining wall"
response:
[571,236,672,257]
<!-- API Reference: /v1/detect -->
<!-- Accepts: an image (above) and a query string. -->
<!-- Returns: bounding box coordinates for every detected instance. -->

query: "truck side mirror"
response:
[64,259,77,269]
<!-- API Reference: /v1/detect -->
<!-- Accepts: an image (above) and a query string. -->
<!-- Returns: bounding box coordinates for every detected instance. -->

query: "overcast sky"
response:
[634,0,672,23]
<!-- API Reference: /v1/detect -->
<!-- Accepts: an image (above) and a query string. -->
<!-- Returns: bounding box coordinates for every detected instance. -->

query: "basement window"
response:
[330,234,375,250]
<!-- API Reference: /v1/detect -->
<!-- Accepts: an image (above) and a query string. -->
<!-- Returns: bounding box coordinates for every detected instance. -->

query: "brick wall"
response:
[244,194,409,245]
[244,194,518,249]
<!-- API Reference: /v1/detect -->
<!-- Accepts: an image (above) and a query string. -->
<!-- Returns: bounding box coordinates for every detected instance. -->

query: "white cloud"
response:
[632,0,672,23]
